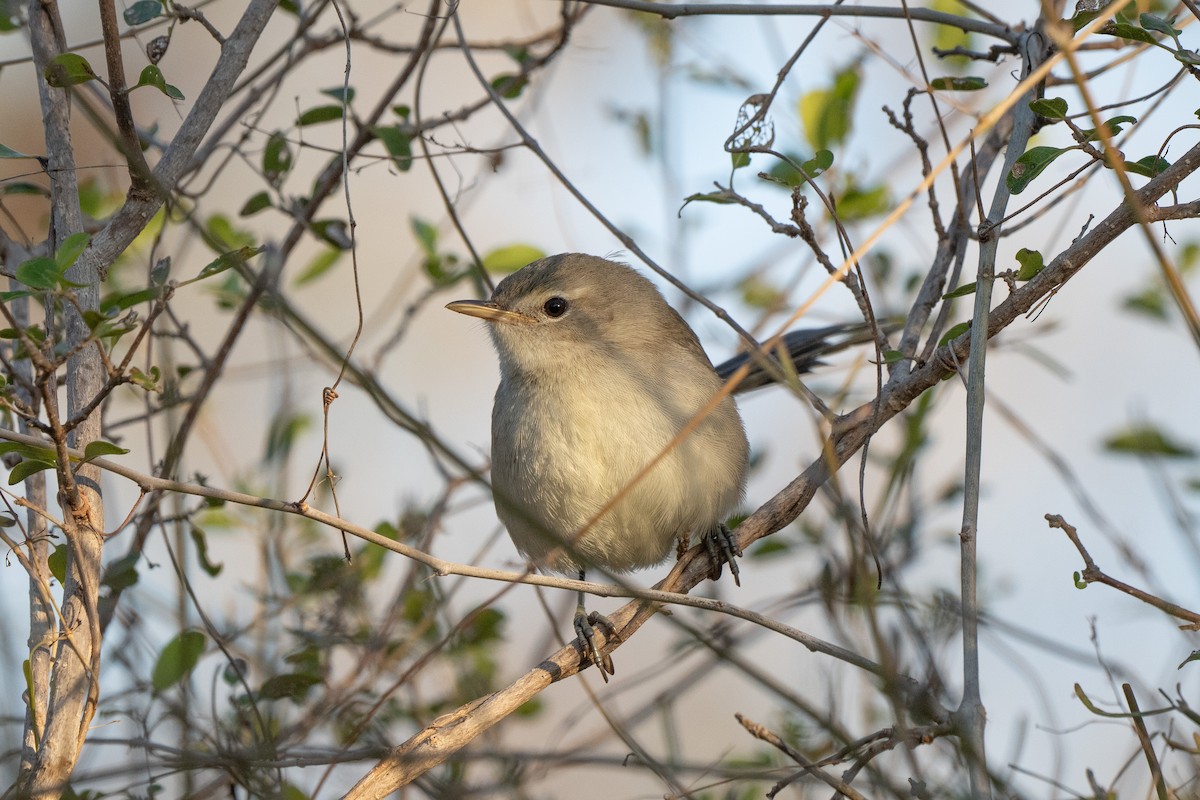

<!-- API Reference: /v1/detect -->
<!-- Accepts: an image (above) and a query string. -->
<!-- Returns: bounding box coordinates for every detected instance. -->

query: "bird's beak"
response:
[445,299,533,325]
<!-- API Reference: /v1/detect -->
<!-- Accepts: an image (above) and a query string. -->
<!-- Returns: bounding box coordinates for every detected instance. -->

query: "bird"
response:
[447,253,876,678]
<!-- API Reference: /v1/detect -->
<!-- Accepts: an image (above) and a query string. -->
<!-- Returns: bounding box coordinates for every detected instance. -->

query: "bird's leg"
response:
[703,523,743,587]
[574,570,617,680]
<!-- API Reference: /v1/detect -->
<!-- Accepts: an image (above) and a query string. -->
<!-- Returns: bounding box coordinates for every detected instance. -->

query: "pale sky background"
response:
[1,2,1198,797]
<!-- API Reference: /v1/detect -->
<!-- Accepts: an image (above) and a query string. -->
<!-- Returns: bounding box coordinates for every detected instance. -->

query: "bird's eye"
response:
[543,297,569,317]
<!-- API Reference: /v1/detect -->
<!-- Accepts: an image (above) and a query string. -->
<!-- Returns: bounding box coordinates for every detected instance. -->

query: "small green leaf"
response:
[730,150,750,170]
[1073,571,1087,589]
[1104,424,1195,458]
[239,191,272,217]
[83,440,129,462]
[372,125,413,172]
[835,181,890,221]
[930,76,987,91]
[9,459,54,485]
[48,545,67,584]
[0,144,36,159]
[297,104,343,126]
[1140,13,1182,40]
[938,321,971,347]
[1029,97,1068,119]
[482,245,544,273]
[410,217,438,256]
[15,257,58,290]
[799,63,860,151]
[1078,115,1137,143]
[320,85,355,104]
[134,65,184,100]
[294,247,342,286]
[1015,247,1044,280]
[1006,145,1072,194]
[102,553,139,592]
[193,245,263,282]
[679,190,738,211]
[749,539,790,559]
[3,182,48,196]
[1179,650,1200,669]
[152,630,206,691]
[259,673,322,701]
[490,73,527,99]
[263,131,293,185]
[55,232,90,272]
[943,282,977,299]
[1123,286,1167,319]
[44,53,97,87]
[1100,21,1157,44]
[129,365,162,393]
[1123,154,1170,178]
[191,527,223,577]
[123,0,162,25]
[882,349,905,364]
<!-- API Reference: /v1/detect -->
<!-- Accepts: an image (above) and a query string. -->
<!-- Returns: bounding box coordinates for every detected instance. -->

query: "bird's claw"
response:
[575,609,618,681]
[704,523,743,587]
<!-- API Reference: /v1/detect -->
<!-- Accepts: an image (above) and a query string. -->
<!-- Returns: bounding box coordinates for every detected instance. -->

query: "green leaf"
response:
[101,553,139,592]
[0,143,35,159]
[44,53,97,87]
[134,65,184,100]
[239,191,272,217]
[101,286,161,313]
[55,232,90,272]
[938,321,971,347]
[123,0,162,25]
[206,214,255,252]
[1123,154,1170,178]
[83,440,129,462]
[129,365,162,393]
[1015,247,1044,280]
[730,150,750,170]
[259,672,322,701]
[943,282,977,299]
[297,104,343,126]
[263,131,293,185]
[930,76,987,91]
[1104,425,1195,458]
[799,63,860,151]
[482,244,544,273]
[190,527,223,577]
[372,125,413,172]
[1006,145,1072,194]
[764,150,833,187]
[1029,97,1068,119]
[1078,115,1137,143]
[835,182,889,221]
[3,182,48,196]
[320,85,355,104]
[15,256,58,290]
[1140,13,1182,40]
[47,545,67,584]
[679,190,738,211]
[294,247,342,286]
[1179,650,1200,669]
[1123,286,1167,319]
[152,630,206,691]
[310,219,351,250]
[1100,21,1157,44]
[1073,571,1087,589]
[410,217,438,256]
[749,539,790,559]
[490,73,528,99]
[9,459,54,485]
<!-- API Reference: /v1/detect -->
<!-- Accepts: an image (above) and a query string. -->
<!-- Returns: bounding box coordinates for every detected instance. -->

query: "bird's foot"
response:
[574,608,618,681]
[703,523,743,587]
